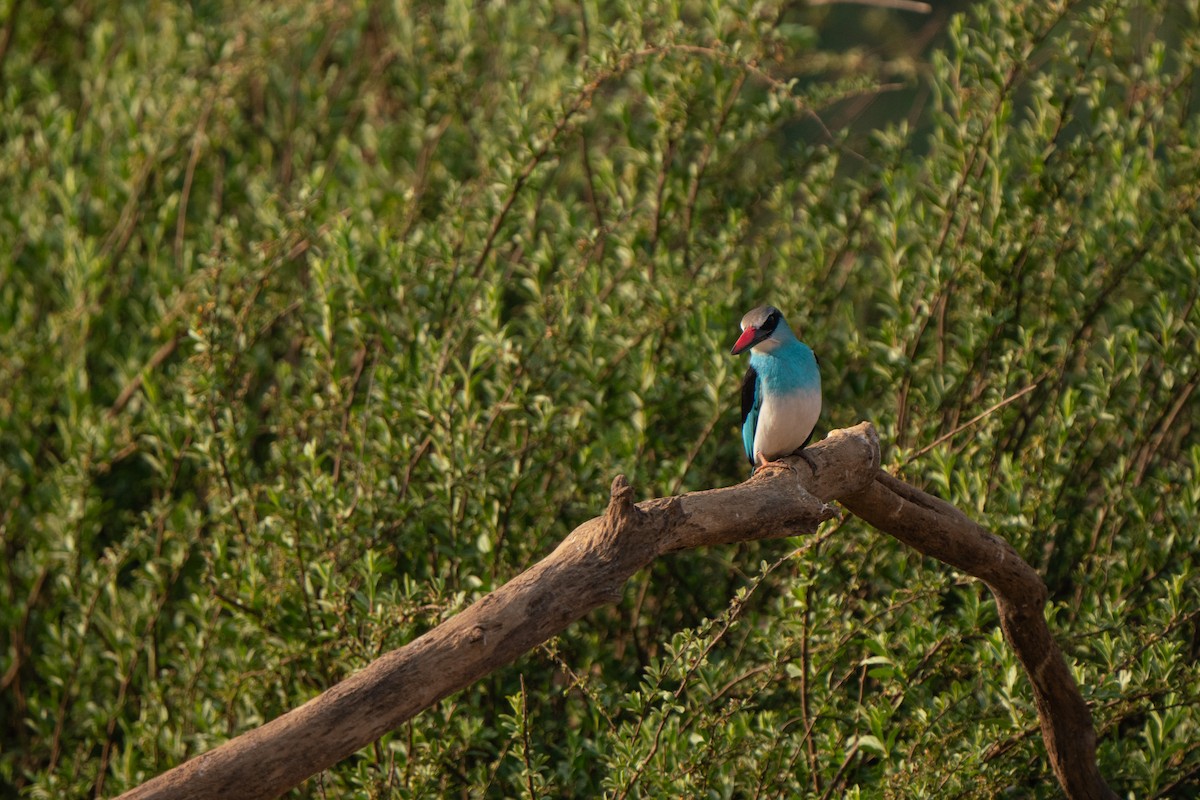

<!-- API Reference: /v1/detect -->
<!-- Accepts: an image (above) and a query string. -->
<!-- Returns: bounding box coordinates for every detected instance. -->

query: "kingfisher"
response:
[730,305,822,472]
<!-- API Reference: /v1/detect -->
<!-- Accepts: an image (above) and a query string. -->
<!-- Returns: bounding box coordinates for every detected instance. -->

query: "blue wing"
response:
[740,364,760,465]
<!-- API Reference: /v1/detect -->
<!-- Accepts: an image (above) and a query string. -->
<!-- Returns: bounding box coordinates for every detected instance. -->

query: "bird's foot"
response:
[754,456,799,475]
[753,450,817,476]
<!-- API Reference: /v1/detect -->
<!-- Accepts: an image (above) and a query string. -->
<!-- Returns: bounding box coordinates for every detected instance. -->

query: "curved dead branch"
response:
[118,422,1116,800]
[840,472,1117,799]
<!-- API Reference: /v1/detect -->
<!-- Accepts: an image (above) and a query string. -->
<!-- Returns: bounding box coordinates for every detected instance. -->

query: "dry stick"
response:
[118,422,1116,800]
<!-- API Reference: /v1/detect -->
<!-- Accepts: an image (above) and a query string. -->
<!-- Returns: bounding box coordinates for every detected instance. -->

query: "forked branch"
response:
[119,422,1116,800]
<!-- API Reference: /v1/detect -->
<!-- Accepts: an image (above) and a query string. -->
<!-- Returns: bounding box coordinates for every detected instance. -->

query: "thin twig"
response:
[107,332,186,419]
[175,96,216,270]
[519,674,538,800]
[808,0,931,12]
[0,0,24,81]
[905,379,1044,464]
[332,342,371,484]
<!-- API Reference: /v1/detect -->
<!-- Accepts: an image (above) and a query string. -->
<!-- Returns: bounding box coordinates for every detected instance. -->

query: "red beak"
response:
[731,326,758,355]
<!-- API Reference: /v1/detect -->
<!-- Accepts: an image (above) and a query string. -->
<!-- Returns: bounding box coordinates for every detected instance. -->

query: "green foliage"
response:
[2,0,1199,797]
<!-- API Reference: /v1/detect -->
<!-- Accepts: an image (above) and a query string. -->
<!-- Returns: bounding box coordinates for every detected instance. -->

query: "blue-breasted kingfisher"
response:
[730,305,822,471]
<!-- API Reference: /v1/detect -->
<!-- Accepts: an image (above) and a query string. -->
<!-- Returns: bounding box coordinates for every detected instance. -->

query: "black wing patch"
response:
[740,364,760,466]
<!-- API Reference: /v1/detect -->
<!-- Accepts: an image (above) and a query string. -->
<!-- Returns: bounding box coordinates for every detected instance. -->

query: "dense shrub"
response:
[1,0,1197,797]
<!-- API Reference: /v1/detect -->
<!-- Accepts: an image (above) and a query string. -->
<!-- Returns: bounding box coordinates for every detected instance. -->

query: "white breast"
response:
[755,389,821,462]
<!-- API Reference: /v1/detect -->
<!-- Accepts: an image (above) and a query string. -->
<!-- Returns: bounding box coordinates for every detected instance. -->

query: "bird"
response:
[730,305,822,472]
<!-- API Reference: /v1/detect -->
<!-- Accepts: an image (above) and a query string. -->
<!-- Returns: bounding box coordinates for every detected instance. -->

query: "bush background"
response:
[2,0,1199,797]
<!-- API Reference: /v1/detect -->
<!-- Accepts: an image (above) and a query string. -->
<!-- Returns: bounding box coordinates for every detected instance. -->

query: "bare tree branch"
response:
[117,422,1117,800]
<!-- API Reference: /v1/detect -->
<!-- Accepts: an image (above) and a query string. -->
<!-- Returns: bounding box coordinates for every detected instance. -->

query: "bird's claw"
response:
[754,457,798,476]
[753,450,818,476]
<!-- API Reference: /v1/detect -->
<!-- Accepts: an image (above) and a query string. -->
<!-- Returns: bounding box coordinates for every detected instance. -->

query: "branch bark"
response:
[118,422,1116,800]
